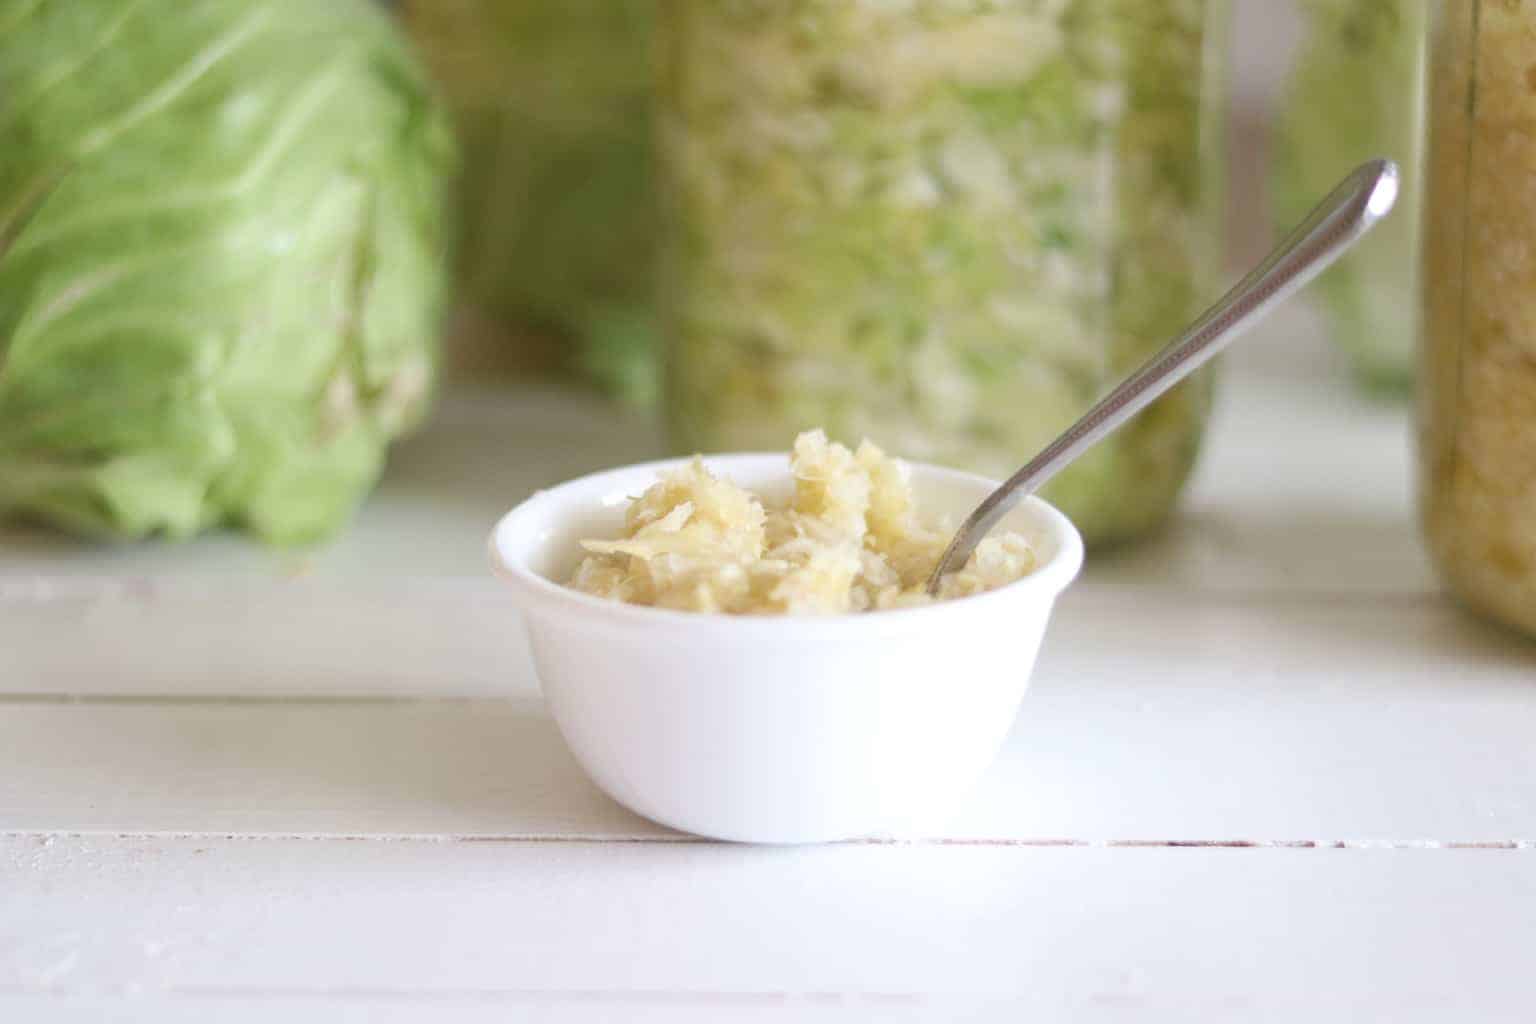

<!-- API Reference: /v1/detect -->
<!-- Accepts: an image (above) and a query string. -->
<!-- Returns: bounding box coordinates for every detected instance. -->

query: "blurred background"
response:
[0,0,1431,588]
[14,8,1536,1014]
[420,0,1408,391]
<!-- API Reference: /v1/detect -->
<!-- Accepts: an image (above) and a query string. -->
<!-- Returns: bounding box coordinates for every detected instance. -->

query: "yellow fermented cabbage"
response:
[568,431,1038,615]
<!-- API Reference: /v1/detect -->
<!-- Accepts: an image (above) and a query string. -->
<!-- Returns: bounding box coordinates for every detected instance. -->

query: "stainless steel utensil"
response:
[927,158,1400,593]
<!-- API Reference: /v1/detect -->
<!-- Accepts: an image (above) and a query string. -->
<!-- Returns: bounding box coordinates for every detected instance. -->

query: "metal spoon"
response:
[926,158,1400,593]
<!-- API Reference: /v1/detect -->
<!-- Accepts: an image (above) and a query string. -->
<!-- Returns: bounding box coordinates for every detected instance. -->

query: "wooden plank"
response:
[0,579,529,698]
[3,836,1533,1020]
[2,592,1532,841]
[0,354,1434,703]
[0,698,656,839]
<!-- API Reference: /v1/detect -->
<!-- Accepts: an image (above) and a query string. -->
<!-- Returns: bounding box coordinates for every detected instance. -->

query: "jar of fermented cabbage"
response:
[1273,0,1427,395]
[403,0,658,403]
[658,0,1229,547]
[1420,0,1536,636]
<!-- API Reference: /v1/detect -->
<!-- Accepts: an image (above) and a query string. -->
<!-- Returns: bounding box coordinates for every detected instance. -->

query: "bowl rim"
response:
[488,453,1084,635]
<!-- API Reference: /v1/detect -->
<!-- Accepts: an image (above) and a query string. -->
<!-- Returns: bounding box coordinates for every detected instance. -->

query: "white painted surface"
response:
[5,348,1535,1021]
[5,837,1536,1022]
[2,43,1532,1012]
[2,592,1534,844]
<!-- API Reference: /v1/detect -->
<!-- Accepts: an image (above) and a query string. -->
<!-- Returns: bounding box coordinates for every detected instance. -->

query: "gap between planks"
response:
[0,986,931,1008]
[4,831,1534,850]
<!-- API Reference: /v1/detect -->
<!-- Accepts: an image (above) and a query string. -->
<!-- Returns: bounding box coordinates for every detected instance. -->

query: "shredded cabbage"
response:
[568,431,1038,615]
[1274,0,1426,393]
[1421,1,1536,635]
[658,0,1225,546]
[401,0,657,405]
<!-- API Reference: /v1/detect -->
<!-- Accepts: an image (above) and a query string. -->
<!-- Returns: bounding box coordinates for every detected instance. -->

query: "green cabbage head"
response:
[0,0,455,543]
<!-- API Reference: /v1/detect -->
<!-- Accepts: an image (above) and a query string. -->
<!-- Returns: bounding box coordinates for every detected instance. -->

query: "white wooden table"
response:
[4,317,1534,1023]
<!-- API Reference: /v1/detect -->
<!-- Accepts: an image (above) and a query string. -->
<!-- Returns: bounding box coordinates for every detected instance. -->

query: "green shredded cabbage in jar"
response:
[1274,0,1426,395]
[659,0,1225,546]
[402,0,658,405]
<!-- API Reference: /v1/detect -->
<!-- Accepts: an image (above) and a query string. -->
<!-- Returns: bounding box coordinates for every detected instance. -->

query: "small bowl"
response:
[489,455,1083,844]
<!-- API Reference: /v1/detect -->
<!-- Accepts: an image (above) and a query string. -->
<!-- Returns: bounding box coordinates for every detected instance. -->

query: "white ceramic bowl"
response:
[489,455,1083,844]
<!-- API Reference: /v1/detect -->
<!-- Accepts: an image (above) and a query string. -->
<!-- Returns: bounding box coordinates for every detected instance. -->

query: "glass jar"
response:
[1420,0,1536,637]
[1274,0,1427,395]
[403,0,658,403]
[658,0,1228,547]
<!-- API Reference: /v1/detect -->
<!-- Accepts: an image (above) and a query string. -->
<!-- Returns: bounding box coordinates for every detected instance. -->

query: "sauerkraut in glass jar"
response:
[1274,0,1427,395]
[403,0,658,403]
[657,0,1228,547]
[1420,0,1536,637]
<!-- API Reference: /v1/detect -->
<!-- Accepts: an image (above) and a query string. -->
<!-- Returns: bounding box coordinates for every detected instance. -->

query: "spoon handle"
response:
[927,158,1400,592]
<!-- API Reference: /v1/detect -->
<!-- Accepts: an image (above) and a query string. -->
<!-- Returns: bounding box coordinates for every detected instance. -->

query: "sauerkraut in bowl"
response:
[490,433,1081,625]
[487,441,1082,841]
[565,431,1038,615]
